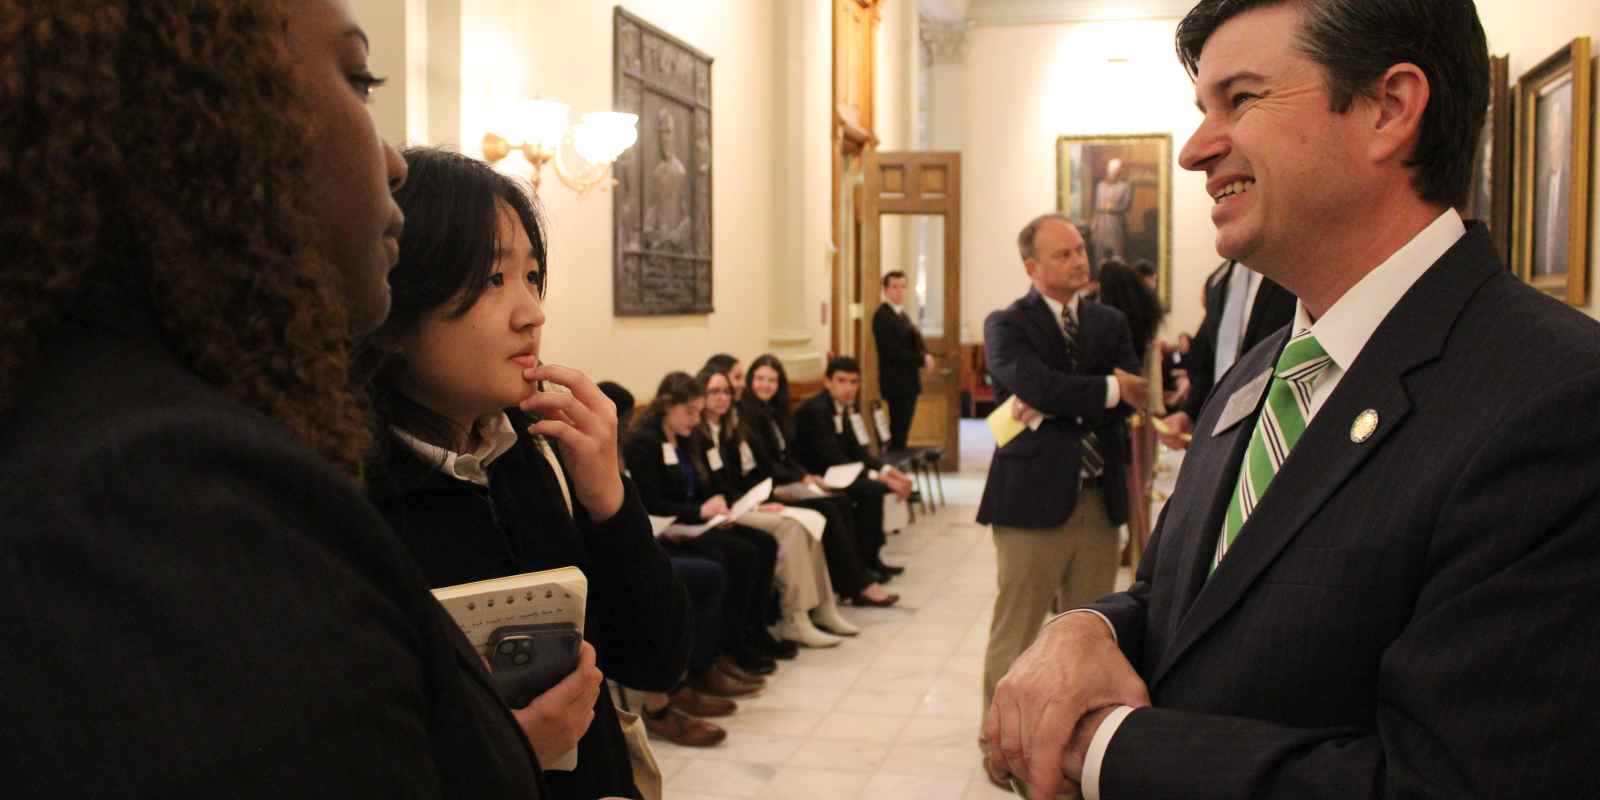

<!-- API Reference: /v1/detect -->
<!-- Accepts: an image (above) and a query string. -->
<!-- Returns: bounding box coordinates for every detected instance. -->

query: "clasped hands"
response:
[518,363,625,522]
[984,613,1151,799]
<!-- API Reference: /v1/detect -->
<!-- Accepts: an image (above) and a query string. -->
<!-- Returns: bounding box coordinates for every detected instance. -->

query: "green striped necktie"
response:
[1213,330,1332,571]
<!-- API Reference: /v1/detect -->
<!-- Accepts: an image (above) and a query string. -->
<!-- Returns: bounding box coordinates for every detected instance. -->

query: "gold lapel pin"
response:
[1350,409,1380,443]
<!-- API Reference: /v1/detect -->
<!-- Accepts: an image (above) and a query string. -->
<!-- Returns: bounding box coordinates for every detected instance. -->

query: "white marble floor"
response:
[648,421,1145,800]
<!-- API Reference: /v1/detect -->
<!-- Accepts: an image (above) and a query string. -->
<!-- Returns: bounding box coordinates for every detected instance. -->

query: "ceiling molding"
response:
[970,0,1195,26]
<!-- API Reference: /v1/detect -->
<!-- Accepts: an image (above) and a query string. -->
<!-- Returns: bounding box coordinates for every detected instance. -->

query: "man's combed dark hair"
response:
[1175,0,1489,208]
[0,1,372,479]
[882,270,908,288]
[825,356,861,378]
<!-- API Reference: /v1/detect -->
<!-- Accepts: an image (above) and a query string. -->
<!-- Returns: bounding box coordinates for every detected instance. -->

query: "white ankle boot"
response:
[811,603,860,636]
[779,611,843,648]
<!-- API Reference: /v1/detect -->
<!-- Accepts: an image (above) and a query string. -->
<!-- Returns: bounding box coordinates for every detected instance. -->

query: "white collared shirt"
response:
[393,413,520,488]
[1037,291,1121,410]
[1074,208,1468,800]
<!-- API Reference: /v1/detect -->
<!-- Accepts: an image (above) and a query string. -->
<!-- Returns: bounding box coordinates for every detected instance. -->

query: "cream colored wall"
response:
[963,18,1212,343]
[1475,0,1600,320]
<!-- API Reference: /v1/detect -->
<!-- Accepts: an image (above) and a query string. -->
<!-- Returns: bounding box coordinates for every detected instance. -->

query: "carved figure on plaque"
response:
[644,107,691,252]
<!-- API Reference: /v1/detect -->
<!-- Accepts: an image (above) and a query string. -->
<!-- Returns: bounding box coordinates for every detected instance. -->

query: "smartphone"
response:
[486,622,583,709]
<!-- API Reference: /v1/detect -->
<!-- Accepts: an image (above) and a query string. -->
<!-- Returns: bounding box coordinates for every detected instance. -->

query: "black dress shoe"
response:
[752,628,800,660]
[865,567,890,584]
[846,591,900,608]
[873,562,906,577]
[733,649,778,675]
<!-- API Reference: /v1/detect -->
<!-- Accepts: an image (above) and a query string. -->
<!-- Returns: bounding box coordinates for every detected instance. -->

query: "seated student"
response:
[623,373,789,685]
[738,355,899,608]
[359,148,692,799]
[703,354,746,400]
[597,381,734,748]
[3,2,548,796]
[792,357,915,583]
[697,364,853,647]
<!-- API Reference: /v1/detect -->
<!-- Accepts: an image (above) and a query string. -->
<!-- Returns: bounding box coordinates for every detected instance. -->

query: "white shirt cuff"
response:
[1105,375,1120,408]
[1041,608,1118,645]
[1081,705,1136,800]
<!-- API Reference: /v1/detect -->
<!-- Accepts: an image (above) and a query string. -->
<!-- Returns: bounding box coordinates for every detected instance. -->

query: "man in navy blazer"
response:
[976,212,1145,760]
[986,2,1600,799]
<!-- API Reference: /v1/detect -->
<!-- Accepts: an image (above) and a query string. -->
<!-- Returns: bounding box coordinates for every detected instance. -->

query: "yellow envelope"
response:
[987,396,1027,448]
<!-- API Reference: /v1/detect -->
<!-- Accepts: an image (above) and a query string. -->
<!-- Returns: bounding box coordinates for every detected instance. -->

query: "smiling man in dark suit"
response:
[976,213,1145,777]
[986,2,1600,799]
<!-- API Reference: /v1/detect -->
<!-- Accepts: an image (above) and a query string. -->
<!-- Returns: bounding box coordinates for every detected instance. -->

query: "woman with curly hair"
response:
[0,1,546,796]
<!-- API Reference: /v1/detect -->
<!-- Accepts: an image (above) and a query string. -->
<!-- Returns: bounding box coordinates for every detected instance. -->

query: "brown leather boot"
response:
[669,687,737,718]
[643,705,726,747]
[687,666,761,698]
[713,655,769,687]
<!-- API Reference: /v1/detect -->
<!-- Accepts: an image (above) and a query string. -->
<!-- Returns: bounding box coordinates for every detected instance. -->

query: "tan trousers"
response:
[982,487,1120,718]
[736,510,837,615]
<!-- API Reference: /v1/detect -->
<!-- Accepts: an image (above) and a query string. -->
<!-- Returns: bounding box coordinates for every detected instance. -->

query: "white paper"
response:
[648,515,678,537]
[728,478,774,521]
[662,443,678,465]
[656,515,726,539]
[823,462,865,489]
[873,407,891,441]
[778,506,828,542]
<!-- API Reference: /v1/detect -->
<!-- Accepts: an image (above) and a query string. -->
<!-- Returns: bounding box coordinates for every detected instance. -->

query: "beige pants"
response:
[982,487,1120,718]
[737,510,837,615]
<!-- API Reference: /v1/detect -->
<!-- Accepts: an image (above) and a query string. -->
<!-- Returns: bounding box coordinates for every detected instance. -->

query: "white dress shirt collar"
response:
[887,300,906,316]
[1038,291,1080,323]
[393,412,520,488]
[1294,208,1466,370]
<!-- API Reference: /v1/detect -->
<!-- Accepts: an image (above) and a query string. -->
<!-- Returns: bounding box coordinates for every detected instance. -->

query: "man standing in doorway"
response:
[976,213,1145,782]
[873,270,934,451]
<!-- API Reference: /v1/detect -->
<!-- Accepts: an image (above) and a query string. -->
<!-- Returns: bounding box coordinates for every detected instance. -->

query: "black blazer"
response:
[1,309,544,798]
[700,418,766,499]
[623,425,718,522]
[736,400,809,485]
[791,391,885,475]
[1183,260,1297,418]
[1086,225,1600,798]
[873,302,927,397]
[976,291,1139,528]
[367,414,693,800]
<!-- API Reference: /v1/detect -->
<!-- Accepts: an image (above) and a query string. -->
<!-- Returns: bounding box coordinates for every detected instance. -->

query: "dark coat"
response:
[873,302,927,398]
[1087,225,1600,798]
[1,307,545,798]
[1183,260,1297,418]
[976,291,1140,528]
[367,412,693,800]
[735,400,809,485]
[791,391,885,475]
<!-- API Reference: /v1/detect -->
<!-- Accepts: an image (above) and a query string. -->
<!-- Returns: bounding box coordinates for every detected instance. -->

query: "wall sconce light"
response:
[482,100,639,195]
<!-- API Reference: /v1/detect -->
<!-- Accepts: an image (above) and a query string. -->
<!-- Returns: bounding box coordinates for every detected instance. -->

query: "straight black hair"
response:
[825,356,861,378]
[741,353,795,442]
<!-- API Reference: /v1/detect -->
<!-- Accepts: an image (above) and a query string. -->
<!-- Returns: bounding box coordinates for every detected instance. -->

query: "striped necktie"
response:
[1060,304,1105,477]
[1214,329,1332,570]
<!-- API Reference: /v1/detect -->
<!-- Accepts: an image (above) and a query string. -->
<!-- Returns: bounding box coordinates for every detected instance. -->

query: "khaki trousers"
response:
[736,510,838,614]
[982,487,1120,718]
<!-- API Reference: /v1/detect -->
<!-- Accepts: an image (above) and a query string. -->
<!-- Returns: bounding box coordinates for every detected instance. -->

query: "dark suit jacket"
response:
[623,425,718,522]
[368,414,693,800]
[735,399,810,485]
[976,291,1139,529]
[1,308,545,798]
[1086,225,1600,798]
[1183,260,1297,418]
[873,302,927,397]
[791,391,885,475]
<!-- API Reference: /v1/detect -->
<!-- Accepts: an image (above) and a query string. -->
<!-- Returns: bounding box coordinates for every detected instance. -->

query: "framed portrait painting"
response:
[1462,55,1512,267]
[1056,134,1173,308]
[1513,37,1592,305]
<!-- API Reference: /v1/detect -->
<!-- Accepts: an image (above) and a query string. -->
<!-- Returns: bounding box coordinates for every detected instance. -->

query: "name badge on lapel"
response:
[707,448,725,472]
[662,443,679,466]
[739,441,757,474]
[1213,367,1274,437]
[850,412,870,444]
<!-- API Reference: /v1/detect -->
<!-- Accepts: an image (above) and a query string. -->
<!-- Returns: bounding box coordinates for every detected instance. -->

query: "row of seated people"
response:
[602,352,917,747]
[356,148,921,793]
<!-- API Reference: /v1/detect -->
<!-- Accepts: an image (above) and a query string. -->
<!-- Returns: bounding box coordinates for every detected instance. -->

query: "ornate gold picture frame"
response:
[1513,37,1592,305]
[1056,134,1173,309]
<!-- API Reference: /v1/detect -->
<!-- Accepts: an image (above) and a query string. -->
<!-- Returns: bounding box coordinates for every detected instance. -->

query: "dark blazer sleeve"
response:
[740,411,807,484]
[984,305,1116,419]
[622,431,700,522]
[1098,368,1600,799]
[5,410,541,798]
[793,396,847,472]
[874,305,924,369]
[569,475,692,691]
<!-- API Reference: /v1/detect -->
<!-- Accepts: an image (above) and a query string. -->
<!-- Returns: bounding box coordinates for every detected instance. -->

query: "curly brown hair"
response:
[0,0,372,479]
